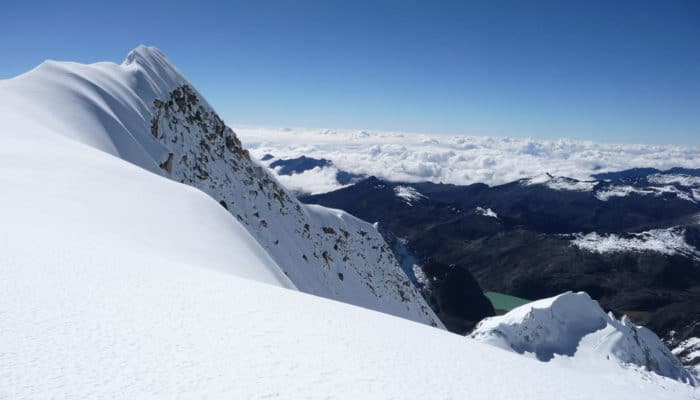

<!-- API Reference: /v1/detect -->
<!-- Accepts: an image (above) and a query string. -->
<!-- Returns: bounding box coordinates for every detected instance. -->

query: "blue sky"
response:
[2,1,699,144]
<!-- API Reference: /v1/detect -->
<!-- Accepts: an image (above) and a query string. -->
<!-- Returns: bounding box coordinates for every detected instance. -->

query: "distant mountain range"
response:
[297,160,700,372]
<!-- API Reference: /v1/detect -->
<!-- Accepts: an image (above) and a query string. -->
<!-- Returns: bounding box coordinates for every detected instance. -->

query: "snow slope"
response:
[3,231,699,399]
[470,292,697,386]
[0,95,290,292]
[0,45,440,327]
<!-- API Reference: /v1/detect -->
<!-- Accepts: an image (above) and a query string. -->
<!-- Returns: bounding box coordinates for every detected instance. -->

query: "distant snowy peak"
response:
[394,185,427,206]
[522,174,598,192]
[470,292,696,385]
[570,228,700,260]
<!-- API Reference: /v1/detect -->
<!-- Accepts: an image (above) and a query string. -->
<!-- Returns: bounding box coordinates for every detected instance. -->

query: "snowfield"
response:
[0,46,698,399]
[2,234,699,399]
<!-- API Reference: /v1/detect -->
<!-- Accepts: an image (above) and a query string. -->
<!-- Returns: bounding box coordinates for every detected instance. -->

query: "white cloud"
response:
[236,126,700,192]
[272,166,348,195]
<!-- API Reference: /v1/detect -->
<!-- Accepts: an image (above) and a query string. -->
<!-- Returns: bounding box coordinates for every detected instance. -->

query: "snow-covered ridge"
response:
[470,292,697,385]
[570,228,700,260]
[0,45,440,327]
[394,185,427,206]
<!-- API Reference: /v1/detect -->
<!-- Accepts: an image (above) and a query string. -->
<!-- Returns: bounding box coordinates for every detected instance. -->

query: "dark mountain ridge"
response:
[302,171,700,370]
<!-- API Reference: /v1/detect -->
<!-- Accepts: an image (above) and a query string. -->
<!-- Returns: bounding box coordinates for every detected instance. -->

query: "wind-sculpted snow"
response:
[570,228,700,260]
[471,292,697,385]
[237,126,700,193]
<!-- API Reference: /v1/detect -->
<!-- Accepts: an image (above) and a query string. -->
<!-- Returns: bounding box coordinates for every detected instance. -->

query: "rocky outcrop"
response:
[147,83,441,327]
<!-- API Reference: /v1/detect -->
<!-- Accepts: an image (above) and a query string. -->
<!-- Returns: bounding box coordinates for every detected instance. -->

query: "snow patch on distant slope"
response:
[595,185,653,201]
[648,174,700,187]
[595,185,696,202]
[476,206,498,218]
[470,292,696,385]
[570,228,700,260]
[394,185,427,206]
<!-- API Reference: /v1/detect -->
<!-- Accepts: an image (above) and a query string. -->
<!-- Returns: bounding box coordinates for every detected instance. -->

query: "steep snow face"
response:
[0,46,440,327]
[393,185,427,206]
[570,228,700,260]
[0,120,292,291]
[470,292,696,385]
[148,84,440,326]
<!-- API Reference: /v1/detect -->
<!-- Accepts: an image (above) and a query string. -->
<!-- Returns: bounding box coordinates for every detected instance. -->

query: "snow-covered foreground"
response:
[2,230,698,398]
